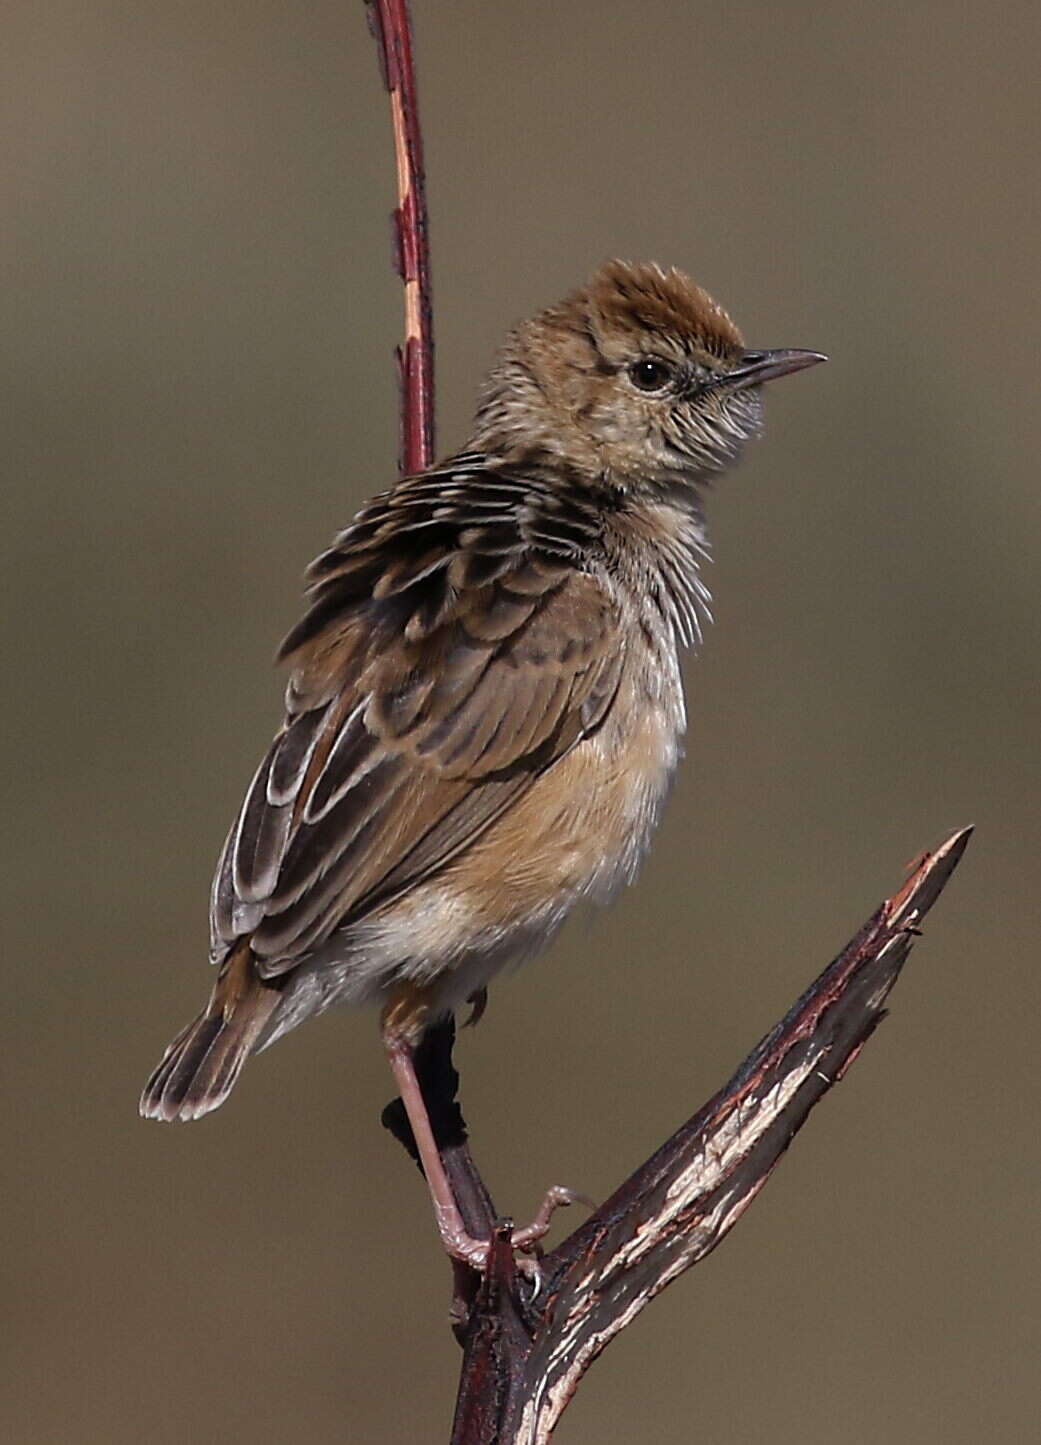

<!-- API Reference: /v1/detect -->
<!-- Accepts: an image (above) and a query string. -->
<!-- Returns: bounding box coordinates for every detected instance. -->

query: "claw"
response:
[517,1252,546,1298]
[462,987,488,1028]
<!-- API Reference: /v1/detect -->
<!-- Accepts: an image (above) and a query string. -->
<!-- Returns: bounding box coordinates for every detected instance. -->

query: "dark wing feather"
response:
[210,460,622,977]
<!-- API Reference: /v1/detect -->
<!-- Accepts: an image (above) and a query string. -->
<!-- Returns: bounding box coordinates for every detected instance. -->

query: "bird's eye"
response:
[628,359,674,393]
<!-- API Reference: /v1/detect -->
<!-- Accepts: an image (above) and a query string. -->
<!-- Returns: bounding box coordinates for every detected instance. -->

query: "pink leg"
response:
[383,1033,490,1269]
[382,997,593,1269]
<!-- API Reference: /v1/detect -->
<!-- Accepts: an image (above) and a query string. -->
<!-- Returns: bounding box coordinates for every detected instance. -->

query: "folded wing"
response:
[209,463,624,978]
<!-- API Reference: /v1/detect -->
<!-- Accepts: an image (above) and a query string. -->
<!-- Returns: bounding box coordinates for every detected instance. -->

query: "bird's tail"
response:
[139,944,280,1122]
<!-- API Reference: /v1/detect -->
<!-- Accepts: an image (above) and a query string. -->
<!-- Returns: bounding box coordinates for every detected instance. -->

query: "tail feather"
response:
[140,947,280,1122]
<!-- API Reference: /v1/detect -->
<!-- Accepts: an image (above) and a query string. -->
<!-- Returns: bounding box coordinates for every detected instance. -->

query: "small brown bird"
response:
[141,261,823,1264]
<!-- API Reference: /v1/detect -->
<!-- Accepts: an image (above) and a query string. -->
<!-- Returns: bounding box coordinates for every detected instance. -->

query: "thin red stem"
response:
[366,0,436,474]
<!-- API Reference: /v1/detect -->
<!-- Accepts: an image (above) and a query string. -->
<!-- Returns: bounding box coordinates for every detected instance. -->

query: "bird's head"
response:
[470,260,824,493]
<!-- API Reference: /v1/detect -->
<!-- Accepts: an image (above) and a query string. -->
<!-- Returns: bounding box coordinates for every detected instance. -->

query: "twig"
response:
[363,7,973,1440]
[365,0,435,473]
[366,0,494,1342]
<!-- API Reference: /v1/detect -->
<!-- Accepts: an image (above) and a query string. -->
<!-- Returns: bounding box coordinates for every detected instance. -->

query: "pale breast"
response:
[362,628,685,986]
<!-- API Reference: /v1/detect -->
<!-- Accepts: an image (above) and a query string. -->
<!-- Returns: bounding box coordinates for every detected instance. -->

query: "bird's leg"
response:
[381,993,490,1270]
[382,987,593,1269]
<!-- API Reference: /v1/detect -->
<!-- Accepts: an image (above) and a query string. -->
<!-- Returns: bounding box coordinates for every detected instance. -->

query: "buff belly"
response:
[260,662,684,1048]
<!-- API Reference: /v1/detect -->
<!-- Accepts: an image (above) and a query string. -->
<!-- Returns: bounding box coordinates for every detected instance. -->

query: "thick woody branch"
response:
[512,826,973,1441]
[383,829,971,1443]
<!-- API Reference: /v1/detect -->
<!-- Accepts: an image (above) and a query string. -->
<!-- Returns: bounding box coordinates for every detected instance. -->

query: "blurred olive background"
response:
[4,2,1039,1441]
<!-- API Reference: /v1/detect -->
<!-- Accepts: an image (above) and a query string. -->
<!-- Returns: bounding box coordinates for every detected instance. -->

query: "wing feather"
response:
[266,707,326,807]
[209,461,623,977]
[232,746,292,904]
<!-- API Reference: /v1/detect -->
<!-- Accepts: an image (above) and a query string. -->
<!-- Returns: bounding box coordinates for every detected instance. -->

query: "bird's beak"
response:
[724,348,828,390]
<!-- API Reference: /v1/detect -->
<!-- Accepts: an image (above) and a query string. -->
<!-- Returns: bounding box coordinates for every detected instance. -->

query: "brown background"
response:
[4,2,1039,1440]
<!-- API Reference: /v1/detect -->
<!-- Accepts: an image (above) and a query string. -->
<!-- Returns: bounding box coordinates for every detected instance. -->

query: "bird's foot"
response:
[437,1185,593,1273]
[436,1216,494,1271]
[510,1184,595,1252]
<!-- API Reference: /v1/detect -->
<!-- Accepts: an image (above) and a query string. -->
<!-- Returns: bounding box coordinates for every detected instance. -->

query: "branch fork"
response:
[383,829,971,1442]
